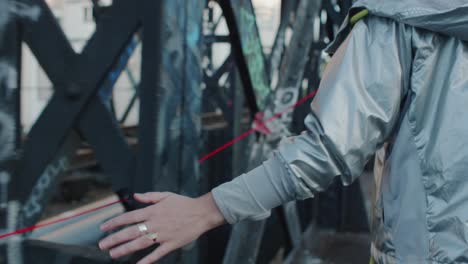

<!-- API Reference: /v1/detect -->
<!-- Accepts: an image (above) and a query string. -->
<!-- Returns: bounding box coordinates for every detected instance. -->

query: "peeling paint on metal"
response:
[10,1,41,22]
[0,110,15,161]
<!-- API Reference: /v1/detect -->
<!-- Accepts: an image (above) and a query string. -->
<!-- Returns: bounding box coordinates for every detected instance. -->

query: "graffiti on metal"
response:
[0,110,14,162]
[275,87,300,123]
[234,1,270,109]
[21,157,69,220]
[0,0,10,39]
[0,61,17,95]
[10,1,41,22]
[0,0,40,33]
[6,201,23,264]
[180,0,203,198]
[0,172,10,209]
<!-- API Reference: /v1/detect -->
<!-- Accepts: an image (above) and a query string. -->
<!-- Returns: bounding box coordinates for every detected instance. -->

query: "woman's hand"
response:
[98,192,225,264]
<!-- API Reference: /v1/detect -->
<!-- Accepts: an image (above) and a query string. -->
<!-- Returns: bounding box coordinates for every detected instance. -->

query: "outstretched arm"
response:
[212,15,413,224]
[98,15,413,262]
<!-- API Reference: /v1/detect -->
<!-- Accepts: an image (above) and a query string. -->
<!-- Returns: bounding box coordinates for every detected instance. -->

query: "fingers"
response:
[134,192,171,204]
[99,224,141,250]
[108,235,156,259]
[101,209,147,231]
[136,243,175,264]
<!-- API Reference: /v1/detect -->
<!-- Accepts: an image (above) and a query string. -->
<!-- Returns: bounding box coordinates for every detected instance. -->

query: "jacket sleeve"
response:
[212,16,413,224]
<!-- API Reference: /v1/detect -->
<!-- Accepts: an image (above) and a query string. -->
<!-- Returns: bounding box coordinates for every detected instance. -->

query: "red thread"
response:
[198,89,318,163]
[0,89,318,240]
[253,112,271,135]
[197,129,256,163]
[0,198,128,239]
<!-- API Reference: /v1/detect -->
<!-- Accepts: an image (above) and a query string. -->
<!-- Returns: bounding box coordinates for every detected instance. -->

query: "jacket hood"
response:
[326,0,468,53]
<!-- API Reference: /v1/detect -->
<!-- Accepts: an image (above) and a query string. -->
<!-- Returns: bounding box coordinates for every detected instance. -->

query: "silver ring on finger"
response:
[137,223,149,235]
[145,232,159,243]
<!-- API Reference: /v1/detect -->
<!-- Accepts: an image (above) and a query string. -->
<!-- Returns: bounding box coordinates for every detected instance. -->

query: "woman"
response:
[99,1,468,263]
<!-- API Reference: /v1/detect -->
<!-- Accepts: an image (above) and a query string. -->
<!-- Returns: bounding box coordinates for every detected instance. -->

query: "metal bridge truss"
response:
[0,0,369,263]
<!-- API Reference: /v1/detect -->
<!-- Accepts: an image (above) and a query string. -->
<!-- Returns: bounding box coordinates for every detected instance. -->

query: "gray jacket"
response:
[212,1,468,263]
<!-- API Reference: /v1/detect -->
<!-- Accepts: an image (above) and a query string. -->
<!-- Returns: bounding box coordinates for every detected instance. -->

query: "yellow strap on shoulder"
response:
[350,9,369,25]
[369,257,375,264]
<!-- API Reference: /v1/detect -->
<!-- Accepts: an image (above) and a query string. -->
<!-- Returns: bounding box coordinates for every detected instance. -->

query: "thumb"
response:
[134,192,171,204]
